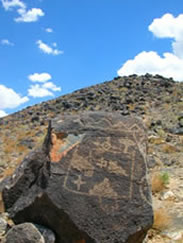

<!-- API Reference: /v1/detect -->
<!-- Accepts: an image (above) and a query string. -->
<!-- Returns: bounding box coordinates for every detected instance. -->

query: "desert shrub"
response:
[153,207,171,230]
[160,172,169,185]
[162,144,177,153]
[151,172,169,194]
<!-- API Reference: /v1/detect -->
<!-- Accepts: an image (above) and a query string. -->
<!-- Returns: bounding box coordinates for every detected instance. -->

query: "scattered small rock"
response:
[0,217,7,236]
[5,223,45,243]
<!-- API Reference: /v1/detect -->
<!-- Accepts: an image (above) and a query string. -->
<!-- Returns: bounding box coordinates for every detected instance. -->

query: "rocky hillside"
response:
[0,73,183,242]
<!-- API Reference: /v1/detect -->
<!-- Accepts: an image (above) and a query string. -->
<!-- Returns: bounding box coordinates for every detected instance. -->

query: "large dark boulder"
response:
[2,111,153,243]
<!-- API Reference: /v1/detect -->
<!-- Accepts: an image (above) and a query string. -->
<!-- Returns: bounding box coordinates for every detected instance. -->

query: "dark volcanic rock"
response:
[2,112,153,243]
[5,223,47,243]
[34,224,56,243]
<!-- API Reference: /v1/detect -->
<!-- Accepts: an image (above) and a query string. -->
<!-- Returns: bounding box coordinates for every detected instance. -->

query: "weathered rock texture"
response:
[5,223,45,243]
[2,112,153,243]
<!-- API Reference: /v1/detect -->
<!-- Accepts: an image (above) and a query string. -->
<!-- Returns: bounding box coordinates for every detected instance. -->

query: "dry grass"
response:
[128,103,135,111]
[151,172,169,194]
[149,136,165,145]
[3,167,15,177]
[153,208,171,230]
[161,144,178,153]
[0,192,5,213]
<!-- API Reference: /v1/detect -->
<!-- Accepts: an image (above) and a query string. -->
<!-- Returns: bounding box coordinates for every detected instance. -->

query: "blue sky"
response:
[0,0,183,117]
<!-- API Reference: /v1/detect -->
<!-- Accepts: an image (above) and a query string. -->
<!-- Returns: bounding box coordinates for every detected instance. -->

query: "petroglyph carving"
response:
[71,150,94,177]
[118,138,136,153]
[89,178,118,199]
[139,176,152,206]
[55,113,150,207]
[63,138,136,202]
[108,161,127,177]
[73,175,86,191]
[96,158,108,169]
[129,124,147,150]
[129,151,135,200]
[93,137,112,152]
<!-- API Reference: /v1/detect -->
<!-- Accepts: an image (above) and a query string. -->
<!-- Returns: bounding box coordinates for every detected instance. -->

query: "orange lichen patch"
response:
[50,133,82,162]
[50,133,65,162]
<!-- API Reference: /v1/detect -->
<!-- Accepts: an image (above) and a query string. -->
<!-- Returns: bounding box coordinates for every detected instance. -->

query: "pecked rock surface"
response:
[2,112,153,243]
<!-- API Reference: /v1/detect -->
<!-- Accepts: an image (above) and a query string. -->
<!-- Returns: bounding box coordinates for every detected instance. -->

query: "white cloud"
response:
[28,84,54,97]
[117,13,183,81]
[173,40,183,59]
[1,39,14,46]
[36,40,63,55]
[15,8,44,22]
[118,51,183,81]
[148,13,183,40]
[0,110,8,118]
[149,13,183,59]
[42,82,61,91]
[0,84,29,109]
[1,0,26,11]
[28,82,61,98]
[1,0,44,23]
[45,28,53,33]
[28,72,52,83]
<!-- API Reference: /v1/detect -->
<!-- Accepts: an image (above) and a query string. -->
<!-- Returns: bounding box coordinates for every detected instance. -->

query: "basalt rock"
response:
[2,111,153,243]
[4,223,55,243]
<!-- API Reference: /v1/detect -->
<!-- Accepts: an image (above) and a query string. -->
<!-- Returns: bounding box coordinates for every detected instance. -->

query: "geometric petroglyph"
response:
[96,158,108,169]
[118,138,136,154]
[89,178,118,199]
[129,123,147,159]
[73,175,86,191]
[108,161,128,177]
[70,150,94,178]
[51,112,151,214]
[93,137,112,152]
[63,136,135,205]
